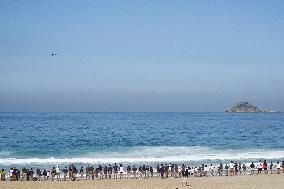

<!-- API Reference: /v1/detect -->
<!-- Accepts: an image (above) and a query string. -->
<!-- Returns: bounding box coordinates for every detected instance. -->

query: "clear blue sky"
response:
[0,0,283,112]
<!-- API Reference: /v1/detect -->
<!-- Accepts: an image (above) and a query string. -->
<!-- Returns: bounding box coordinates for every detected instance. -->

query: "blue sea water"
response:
[0,112,283,168]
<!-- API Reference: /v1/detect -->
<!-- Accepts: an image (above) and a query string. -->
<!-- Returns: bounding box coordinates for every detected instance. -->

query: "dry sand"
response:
[0,174,283,189]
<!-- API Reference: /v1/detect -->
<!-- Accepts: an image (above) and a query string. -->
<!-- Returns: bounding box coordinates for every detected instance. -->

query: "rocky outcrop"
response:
[225,102,279,113]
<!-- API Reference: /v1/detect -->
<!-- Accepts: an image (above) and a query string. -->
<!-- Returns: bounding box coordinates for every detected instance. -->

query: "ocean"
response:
[0,112,283,169]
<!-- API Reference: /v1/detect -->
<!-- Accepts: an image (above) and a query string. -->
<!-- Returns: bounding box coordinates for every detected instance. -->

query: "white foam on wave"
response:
[0,146,284,165]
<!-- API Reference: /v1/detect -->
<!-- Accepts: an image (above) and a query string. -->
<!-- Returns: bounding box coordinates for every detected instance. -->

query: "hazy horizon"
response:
[1,0,284,112]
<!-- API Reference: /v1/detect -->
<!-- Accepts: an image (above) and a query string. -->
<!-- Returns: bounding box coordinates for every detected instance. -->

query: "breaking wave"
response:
[1,146,284,165]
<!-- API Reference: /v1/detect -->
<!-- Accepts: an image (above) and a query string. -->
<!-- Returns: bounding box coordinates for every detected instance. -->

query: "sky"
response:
[0,0,284,112]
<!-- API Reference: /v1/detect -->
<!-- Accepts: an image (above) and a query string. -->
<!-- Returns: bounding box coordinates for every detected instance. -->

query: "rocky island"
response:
[225,102,279,113]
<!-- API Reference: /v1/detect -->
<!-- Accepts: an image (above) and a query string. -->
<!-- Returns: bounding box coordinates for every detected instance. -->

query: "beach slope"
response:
[0,174,283,189]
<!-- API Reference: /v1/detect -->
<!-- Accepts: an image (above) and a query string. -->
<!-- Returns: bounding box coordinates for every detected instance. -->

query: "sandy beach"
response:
[0,174,283,189]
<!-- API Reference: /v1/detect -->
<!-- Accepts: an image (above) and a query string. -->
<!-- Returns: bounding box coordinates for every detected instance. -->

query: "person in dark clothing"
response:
[218,163,223,176]
[127,165,131,179]
[150,166,153,178]
[107,164,112,179]
[269,162,273,174]
[104,166,108,179]
[113,163,118,179]
[234,163,238,175]
[250,162,255,175]
[156,164,160,178]
[225,164,229,176]
[160,164,165,179]
[182,168,189,186]
[42,169,47,181]
[80,166,84,179]
[51,167,56,181]
[62,167,68,181]
[29,168,34,181]
[174,164,179,178]
[71,165,78,181]
[36,169,41,181]
[142,165,146,179]
[165,164,169,178]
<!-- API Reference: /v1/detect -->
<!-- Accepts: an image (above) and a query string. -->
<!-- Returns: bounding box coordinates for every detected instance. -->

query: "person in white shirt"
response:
[257,160,262,174]
[203,165,209,177]
[229,161,234,176]
[119,164,124,179]
[209,164,215,176]
[46,170,50,180]
[55,165,60,181]
[276,161,281,174]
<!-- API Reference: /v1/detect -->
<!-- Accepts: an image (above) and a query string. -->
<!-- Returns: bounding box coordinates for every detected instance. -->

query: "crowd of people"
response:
[0,160,283,182]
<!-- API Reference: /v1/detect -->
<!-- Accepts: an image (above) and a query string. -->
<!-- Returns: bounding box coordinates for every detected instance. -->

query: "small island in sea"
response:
[225,102,279,113]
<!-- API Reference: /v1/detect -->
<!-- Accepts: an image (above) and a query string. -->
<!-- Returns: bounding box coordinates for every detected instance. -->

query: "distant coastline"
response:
[225,102,279,113]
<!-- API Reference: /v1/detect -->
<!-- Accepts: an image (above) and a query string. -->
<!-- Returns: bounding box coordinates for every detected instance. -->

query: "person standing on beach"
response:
[68,165,72,180]
[209,164,214,176]
[126,165,131,179]
[42,169,47,181]
[217,163,223,176]
[142,165,146,179]
[51,167,56,181]
[174,164,178,178]
[103,166,107,179]
[62,167,68,181]
[70,165,77,181]
[25,168,29,181]
[55,165,60,181]
[170,163,174,178]
[250,162,255,175]
[203,165,209,177]
[156,164,160,178]
[90,166,95,179]
[0,169,6,181]
[263,160,268,174]
[138,166,142,179]
[132,165,137,179]
[282,161,284,173]
[36,168,41,181]
[182,167,189,186]
[229,161,234,176]
[79,166,84,179]
[98,165,103,179]
[150,166,153,178]
[238,162,242,175]
[113,163,118,179]
[21,168,27,181]
[160,164,165,179]
[146,166,150,178]
[234,163,238,175]
[269,162,273,174]
[108,164,112,179]
[242,163,247,175]
[276,161,280,174]
[119,164,124,179]
[165,164,169,178]
[47,169,50,180]
[85,165,90,179]
[257,160,262,174]
[225,164,229,176]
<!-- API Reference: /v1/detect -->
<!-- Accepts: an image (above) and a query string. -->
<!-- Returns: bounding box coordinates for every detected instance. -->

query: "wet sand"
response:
[0,174,283,189]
